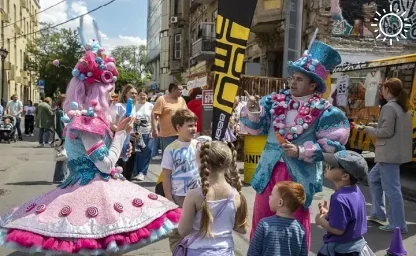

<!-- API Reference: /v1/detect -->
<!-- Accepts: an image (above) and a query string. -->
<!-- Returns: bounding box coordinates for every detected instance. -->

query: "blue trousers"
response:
[134,134,152,176]
[368,162,407,231]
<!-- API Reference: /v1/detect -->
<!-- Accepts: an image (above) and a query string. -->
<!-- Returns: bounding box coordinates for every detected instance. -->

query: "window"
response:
[13,4,16,22]
[174,34,181,60]
[212,9,218,22]
[174,0,181,15]
[20,49,22,68]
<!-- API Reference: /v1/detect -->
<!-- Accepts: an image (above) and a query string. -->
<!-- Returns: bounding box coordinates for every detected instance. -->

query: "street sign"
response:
[202,90,213,106]
[150,83,158,90]
[37,79,45,88]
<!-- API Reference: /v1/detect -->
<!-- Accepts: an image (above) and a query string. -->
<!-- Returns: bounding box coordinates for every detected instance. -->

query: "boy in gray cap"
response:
[316,150,375,256]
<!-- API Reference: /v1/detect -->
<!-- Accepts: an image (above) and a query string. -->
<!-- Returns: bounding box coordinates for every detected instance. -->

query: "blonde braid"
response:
[199,142,214,238]
[227,142,248,230]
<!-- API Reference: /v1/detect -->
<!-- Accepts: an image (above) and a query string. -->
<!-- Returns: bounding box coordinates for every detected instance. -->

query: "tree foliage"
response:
[110,45,151,91]
[25,23,83,97]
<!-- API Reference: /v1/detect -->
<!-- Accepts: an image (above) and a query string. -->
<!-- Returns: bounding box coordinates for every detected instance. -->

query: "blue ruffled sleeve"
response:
[298,106,350,163]
[240,95,273,135]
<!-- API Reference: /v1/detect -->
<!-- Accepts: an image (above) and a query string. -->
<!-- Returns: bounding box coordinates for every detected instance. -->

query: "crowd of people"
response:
[0,38,412,256]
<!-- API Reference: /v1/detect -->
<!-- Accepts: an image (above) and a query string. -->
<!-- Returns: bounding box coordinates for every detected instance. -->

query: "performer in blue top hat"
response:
[241,40,350,250]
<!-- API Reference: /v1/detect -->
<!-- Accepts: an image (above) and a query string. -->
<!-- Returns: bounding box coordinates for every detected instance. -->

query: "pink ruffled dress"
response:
[0,111,181,255]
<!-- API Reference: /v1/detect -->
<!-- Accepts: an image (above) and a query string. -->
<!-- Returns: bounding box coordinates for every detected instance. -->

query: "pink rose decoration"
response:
[52,59,60,67]
[312,109,320,116]
[277,95,286,101]
[304,115,312,123]
[295,125,304,134]
[275,108,284,115]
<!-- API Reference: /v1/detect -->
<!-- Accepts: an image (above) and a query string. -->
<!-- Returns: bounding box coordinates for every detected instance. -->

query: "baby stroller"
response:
[0,115,18,143]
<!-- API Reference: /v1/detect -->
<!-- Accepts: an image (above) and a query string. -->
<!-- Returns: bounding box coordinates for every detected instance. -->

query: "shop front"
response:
[331,54,416,162]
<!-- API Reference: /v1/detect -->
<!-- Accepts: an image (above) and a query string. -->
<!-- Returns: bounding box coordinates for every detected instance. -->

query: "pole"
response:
[1,57,5,107]
[282,0,304,78]
[1,19,4,106]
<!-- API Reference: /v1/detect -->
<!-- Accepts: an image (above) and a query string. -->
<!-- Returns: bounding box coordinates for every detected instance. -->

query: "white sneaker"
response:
[36,144,44,148]
[30,133,34,137]
[55,153,67,162]
[137,173,145,181]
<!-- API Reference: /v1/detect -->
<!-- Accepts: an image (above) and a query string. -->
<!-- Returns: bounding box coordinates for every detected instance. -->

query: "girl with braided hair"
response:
[177,141,248,255]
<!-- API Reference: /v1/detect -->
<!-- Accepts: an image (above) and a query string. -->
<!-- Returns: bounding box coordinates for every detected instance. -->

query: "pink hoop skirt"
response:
[0,177,181,255]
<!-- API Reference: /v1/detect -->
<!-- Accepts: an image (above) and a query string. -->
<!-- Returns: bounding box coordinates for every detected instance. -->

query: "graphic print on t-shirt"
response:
[161,140,200,196]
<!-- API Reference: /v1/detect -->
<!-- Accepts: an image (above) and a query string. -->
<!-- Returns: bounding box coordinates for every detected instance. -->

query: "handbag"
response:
[173,189,235,256]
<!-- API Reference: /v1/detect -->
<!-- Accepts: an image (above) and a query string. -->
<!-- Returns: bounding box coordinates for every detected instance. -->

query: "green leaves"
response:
[25,23,83,97]
[110,45,151,91]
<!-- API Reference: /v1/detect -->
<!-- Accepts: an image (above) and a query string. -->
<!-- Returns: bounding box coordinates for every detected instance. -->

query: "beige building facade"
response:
[0,0,40,105]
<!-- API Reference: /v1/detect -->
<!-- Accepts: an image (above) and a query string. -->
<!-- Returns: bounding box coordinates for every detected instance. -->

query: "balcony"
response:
[251,1,284,33]
[191,22,216,62]
[21,70,28,78]
[193,0,215,4]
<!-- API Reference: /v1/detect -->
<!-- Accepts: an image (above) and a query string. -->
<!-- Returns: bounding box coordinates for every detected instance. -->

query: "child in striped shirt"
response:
[248,181,308,256]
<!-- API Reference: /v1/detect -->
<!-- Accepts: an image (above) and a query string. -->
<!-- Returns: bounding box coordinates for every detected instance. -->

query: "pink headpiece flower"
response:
[71,41,118,85]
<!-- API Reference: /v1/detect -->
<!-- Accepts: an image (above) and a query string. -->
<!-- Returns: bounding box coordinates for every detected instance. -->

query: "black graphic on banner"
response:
[212,0,258,140]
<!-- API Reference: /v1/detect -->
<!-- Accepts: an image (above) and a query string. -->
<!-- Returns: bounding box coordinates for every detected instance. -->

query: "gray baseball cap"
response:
[323,150,368,180]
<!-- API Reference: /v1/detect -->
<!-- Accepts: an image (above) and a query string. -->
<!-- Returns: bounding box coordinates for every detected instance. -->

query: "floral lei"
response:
[270,90,328,141]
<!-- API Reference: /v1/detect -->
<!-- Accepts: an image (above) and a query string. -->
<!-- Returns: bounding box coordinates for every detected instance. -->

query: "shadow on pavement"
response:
[132,181,157,188]
[4,181,55,186]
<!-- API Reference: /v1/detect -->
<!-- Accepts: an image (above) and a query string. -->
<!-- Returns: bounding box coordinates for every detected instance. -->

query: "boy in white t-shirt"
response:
[161,108,199,205]
[161,108,198,251]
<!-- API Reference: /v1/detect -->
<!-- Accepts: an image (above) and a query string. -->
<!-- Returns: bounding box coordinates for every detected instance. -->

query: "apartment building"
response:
[186,0,217,88]
[146,0,162,91]
[168,0,191,83]
[0,0,40,105]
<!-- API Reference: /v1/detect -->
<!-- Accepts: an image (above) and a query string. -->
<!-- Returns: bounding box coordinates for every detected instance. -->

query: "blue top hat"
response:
[287,41,341,93]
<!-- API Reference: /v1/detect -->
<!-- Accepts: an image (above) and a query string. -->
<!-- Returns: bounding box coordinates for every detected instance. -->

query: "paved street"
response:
[0,135,415,256]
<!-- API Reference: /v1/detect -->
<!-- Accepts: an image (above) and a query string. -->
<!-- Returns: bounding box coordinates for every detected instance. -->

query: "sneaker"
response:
[379,226,408,234]
[367,216,388,226]
[25,134,30,137]
[55,153,67,162]
[36,143,44,148]
[30,133,34,137]
[137,173,145,181]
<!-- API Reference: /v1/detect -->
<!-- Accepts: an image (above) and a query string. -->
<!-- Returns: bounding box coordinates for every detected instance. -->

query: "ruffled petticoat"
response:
[0,177,181,255]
